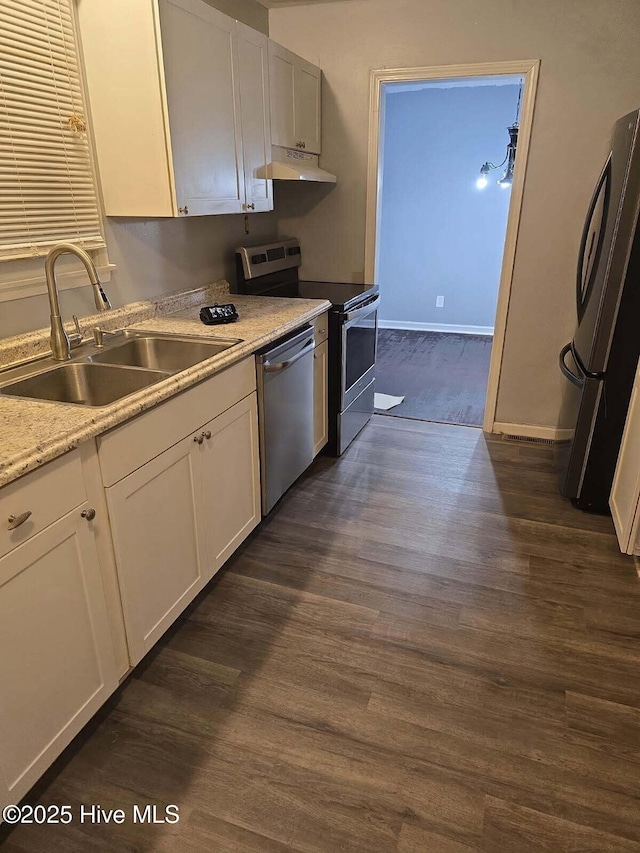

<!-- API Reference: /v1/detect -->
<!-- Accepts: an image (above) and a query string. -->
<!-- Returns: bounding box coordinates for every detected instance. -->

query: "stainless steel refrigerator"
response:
[558,109,640,512]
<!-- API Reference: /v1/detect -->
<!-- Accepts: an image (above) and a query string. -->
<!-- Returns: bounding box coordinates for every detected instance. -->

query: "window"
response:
[0,0,105,263]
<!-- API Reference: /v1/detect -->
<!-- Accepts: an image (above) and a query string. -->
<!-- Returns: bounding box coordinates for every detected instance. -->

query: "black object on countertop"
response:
[199,303,239,325]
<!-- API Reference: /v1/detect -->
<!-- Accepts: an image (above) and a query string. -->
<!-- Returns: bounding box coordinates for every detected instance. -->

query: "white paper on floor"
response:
[374,393,405,411]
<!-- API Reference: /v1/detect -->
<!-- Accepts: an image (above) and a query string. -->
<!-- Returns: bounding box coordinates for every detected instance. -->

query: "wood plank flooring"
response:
[3,416,640,852]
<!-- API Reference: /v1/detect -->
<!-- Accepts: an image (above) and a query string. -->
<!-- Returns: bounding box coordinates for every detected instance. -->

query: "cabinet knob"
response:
[194,435,204,445]
[247,203,255,210]
[203,430,212,440]
[81,508,96,521]
[7,511,32,530]
[178,206,189,215]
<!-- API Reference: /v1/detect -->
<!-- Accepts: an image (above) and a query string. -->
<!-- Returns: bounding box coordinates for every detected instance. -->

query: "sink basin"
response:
[0,363,169,407]
[90,333,239,372]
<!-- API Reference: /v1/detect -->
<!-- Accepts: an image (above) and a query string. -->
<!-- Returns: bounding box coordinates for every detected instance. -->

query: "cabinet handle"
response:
[178,206,189,215]
[81,508,96,521]
[247,203,255,210]
[194,435,204,445]
[7,511,32,530]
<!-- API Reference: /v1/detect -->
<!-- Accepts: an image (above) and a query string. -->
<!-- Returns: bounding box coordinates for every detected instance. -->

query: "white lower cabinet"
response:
[314,339,329,456]
[198,394,261,573]
[104,383,260,666]
[0,501,118,811]
[105,435,209,664]
[0,355,272,813]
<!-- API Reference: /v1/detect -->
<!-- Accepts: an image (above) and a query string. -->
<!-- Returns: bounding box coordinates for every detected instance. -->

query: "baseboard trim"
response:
[493,421,573,442]
[378,320,494,335]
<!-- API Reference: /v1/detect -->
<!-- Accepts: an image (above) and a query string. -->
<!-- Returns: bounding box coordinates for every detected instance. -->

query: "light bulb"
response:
[476,175,488,190]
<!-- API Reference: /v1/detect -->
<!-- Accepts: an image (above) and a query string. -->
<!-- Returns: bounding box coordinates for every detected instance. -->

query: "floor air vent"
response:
[501,433,556,446]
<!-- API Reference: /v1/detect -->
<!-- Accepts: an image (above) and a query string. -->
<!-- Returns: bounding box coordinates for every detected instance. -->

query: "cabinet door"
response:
[295,58,322,154]
[106,436,208,665]
[158,0,245,215]
[237,23,273,213]
[0,505,117,811]
[269,41,296,150]
[611,361,640,554]
[313,340,329,456]
[198,393,261,576]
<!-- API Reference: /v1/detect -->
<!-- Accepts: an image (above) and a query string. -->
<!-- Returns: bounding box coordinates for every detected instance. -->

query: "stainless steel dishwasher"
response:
[256,325,315,515]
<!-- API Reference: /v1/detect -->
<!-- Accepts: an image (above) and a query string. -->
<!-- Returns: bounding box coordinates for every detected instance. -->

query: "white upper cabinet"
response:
[269,41,322,154]
[237,23,274,213]
[78,0,272,217]
[158,0,244,215]
[294,59,322,154]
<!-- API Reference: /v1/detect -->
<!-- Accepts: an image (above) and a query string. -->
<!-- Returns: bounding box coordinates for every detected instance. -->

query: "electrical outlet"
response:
[436,295,445,308]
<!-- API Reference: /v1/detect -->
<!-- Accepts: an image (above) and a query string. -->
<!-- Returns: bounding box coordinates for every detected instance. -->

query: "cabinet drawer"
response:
[313,312,329,346]
[98,357,256,486]
[0,451,86,559]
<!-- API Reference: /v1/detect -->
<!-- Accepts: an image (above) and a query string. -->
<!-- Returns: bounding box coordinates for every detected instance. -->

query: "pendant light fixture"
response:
[476,82,523,190]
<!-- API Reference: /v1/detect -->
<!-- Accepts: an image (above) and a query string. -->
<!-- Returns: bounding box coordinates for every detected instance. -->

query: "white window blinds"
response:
[0,0,105,261]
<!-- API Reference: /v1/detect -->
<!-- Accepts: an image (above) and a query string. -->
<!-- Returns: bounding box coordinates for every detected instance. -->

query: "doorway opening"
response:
[365,61,540,431]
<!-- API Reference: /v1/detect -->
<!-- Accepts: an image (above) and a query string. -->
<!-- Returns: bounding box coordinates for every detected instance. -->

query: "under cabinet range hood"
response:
[257,147,337,183]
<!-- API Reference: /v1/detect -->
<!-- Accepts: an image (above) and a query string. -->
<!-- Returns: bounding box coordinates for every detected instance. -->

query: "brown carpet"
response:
[375,329,492,427]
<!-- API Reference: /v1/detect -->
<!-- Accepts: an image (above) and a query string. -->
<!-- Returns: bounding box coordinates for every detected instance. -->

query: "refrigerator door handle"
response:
[576,155,612,321]
[559,342,585,389]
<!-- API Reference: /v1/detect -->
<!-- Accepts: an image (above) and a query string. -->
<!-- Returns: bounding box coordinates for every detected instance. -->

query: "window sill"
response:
[0,264,116,304]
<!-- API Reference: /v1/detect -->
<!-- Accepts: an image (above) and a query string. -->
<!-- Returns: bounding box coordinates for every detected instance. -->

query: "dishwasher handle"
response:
[263,340,315,373]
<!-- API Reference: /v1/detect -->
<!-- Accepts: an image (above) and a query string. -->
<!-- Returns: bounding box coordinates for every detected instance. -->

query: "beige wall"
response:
[269,0,640,430]
[0,213,276,340]
[0,0,272,340]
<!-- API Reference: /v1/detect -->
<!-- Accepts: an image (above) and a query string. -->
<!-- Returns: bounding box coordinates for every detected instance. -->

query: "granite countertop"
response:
[0,281,331,489]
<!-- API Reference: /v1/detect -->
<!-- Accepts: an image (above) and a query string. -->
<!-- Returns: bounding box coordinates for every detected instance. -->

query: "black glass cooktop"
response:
[297,280,377,309]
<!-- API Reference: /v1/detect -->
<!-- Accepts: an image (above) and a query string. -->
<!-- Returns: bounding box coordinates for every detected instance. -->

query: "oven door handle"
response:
[263,340,315,373]
[344,295,380,323]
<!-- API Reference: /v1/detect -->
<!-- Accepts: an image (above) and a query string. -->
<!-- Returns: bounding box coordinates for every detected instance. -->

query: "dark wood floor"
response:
[3,417,640,852]
[375,330,492,427]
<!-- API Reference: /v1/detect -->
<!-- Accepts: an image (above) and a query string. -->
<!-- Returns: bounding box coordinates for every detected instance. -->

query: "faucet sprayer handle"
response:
[68,314,83,349]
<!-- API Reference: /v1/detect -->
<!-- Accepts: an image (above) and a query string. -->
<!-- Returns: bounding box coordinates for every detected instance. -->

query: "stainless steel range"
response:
[235,238,379,455]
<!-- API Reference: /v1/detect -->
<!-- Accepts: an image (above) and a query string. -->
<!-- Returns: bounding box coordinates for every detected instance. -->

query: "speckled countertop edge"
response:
[0,281,331,489]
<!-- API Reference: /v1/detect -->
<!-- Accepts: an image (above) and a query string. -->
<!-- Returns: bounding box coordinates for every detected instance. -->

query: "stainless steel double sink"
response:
[0,330,242,407]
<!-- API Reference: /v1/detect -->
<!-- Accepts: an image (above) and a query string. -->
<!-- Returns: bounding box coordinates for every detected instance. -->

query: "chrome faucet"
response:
[45,243,112,361]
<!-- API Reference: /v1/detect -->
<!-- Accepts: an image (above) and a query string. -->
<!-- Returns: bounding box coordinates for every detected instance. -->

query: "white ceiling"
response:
[258,0,359,7]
